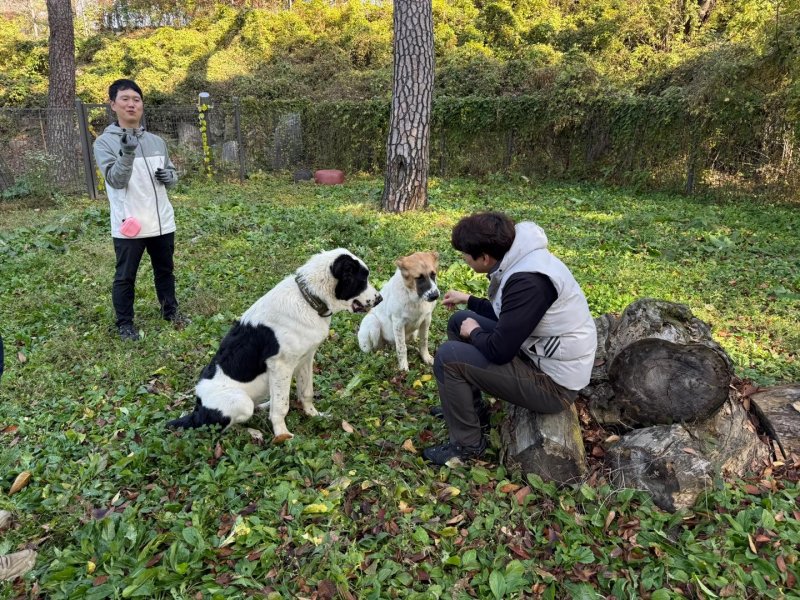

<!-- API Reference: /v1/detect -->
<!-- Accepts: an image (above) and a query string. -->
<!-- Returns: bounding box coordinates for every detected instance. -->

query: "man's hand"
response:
[442,289,470,310]
[459,317,480,339]
[154,168,172,185]
[120,131,139,155]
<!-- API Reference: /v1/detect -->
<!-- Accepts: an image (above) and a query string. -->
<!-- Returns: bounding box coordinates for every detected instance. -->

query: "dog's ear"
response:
[331,254,357,280]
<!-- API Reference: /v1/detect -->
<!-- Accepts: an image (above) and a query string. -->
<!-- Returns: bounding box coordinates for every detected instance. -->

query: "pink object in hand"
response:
[314,169,345,185]
[119,217,142,237]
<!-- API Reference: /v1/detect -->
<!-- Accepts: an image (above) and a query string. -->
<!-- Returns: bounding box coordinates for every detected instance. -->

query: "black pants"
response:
[112,232,178,327]
[433,310,577,446]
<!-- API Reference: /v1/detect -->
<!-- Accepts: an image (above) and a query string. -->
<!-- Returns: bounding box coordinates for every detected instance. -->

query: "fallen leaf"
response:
[93,575,109,586]
[17,351,26,364]
[421,374,432,382]
[499,482,521,494]
[777,555,787,573]
[604,434,620,444]
[341,420,355,434]
[743,484,761,495]
[682,447,699,456]
[604,510,616,531]
[9,471,31,495]
[302,503,330,514]
[246,428,264,445]
[748,533,757,554]
[87,561,96,574]
[1,425,18,435]
[402,439,417,454]
[214,442,224,459]
[317,579,336,600]
[509,544,531,559]
[446,514,465,525]
[514,485,532,506]
[398,501,413,514]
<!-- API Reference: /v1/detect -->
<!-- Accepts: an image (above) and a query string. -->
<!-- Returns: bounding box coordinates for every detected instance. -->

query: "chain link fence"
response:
[1,96,797,199]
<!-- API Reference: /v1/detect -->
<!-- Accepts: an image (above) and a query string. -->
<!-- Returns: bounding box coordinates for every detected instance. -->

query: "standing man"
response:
[93,79,187,341]
[423,212,596,466]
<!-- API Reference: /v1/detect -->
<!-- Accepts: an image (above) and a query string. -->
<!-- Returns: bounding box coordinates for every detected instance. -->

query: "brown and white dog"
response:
[357,252,439,371]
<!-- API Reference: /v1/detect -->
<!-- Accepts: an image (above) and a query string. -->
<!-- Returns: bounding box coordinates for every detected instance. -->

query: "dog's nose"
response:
[374,293,383,306]
[428,290,439,301]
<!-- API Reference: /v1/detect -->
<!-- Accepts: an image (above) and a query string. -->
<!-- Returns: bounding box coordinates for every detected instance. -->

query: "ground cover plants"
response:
[0,176,798,599]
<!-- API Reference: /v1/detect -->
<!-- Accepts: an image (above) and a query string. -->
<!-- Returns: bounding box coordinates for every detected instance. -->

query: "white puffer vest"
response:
[489,222,597,390]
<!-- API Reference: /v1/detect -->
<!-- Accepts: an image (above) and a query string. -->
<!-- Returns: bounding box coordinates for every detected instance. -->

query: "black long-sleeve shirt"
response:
[466,272,557,364]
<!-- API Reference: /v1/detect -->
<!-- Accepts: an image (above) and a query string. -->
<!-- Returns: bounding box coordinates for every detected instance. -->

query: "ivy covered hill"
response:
[2,0,798,110]
[2,0,799,194]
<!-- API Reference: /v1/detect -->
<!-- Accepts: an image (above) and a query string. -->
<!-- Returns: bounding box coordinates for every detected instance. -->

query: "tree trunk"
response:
[380,0,434,213]
[45,0,77,187]
[500,403,587,485]
[750,385,800,459]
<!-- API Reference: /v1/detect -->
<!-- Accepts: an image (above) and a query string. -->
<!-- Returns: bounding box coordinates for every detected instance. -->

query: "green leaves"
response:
[1,177,799,599]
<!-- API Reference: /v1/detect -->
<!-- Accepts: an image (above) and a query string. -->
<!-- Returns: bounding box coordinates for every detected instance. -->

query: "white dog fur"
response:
[168,249,381,442]
[358,251,439,371]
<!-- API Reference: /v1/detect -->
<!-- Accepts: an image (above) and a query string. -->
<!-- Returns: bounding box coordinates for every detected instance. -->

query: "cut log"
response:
[605,298,732,369]
[500,403,587,485]
[749,385,800,459]
[607,396,770,511]
[585,299,734,427]
[608,338,733,426]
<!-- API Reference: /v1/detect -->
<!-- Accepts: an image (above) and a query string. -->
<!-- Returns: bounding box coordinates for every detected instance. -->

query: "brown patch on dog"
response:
[396,252,439,290]
[272,433,293,445]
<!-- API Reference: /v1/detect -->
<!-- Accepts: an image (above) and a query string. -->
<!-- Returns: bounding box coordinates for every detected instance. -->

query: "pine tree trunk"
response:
[381,0,434,213]
[45,0,77,187]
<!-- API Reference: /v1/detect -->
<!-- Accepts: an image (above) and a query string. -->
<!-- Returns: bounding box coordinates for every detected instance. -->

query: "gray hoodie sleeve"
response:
[93,135,135,190]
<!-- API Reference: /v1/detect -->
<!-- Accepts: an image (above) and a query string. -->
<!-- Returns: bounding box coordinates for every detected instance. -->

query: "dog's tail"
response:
[357,312,380,352]
[167,398,231,430]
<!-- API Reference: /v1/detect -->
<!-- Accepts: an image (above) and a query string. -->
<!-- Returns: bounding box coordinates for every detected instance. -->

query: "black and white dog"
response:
[168,249,381,442]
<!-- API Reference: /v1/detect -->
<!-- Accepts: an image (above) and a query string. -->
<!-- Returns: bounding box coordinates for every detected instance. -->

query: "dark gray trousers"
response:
[433,310,577,446]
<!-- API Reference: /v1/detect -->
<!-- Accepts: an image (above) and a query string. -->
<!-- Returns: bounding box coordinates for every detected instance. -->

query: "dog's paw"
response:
[303,405,322,417]
[420,352,434,365]
[256,401,271,412]
[272,432,294,444]
[398,361,409,372]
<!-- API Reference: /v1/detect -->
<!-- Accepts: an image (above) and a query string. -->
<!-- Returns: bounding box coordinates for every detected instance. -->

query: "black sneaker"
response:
[164,312,190,329]
[429,404,490,434]
[422,438,487,466]
[118,323,140,341]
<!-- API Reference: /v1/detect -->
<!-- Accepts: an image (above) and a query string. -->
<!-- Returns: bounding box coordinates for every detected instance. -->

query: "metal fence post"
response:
[234,97,245,182]
[75,99,98,199]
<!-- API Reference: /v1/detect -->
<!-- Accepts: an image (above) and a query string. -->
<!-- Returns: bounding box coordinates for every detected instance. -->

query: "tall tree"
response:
[45,0,77,185]
[381,0,435,212]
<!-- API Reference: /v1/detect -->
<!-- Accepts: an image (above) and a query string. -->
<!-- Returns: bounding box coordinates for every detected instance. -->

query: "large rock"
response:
[177,122,202,148]
[272,112,303,170]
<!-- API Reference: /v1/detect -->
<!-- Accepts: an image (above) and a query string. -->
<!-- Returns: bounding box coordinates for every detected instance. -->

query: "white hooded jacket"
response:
[489,222,597,390]
[93,123,177,239]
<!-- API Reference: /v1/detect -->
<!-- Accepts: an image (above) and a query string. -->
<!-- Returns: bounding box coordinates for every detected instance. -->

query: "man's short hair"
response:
[451,211,516,260]
[109,79,143,102]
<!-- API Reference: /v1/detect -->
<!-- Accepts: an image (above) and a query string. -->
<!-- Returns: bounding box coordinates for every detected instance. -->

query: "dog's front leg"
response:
[294,353,325,417]
[391,317,409,371]
[267,359,294,443]
[418,314,434,366]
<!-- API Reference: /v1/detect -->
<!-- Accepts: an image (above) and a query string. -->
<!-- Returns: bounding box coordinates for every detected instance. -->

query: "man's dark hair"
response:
[109,79,143,101]
[451,211,516,260]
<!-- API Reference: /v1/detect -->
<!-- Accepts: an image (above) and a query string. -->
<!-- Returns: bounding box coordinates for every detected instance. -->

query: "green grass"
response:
[1,176,798,599]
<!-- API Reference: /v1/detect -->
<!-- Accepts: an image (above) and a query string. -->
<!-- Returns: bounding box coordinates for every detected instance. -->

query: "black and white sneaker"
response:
[422,438,487,466]
[118,323,140,341]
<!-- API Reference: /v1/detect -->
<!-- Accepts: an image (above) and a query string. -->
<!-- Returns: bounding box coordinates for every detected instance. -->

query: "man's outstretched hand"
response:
[442,289,469,310]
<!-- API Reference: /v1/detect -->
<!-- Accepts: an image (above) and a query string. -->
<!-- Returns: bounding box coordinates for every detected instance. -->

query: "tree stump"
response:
[750,385,800,459]
[500,403,587,485]
[608,338,732,426]
[606,395,769,511]
[587,298,733,428]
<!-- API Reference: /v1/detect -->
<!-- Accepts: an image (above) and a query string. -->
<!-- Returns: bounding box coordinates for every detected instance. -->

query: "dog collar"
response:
[295,274,332,317]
